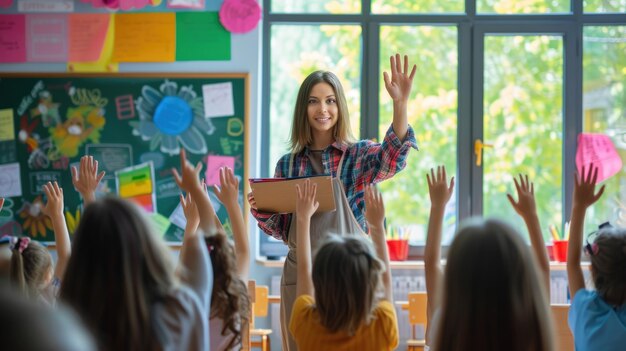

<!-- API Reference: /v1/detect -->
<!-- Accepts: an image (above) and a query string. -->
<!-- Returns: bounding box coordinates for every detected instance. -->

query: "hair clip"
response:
[11,237,31,254]
[591,243,599,255]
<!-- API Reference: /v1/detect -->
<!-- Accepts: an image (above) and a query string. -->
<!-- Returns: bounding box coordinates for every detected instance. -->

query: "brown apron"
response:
[280,152,366,351]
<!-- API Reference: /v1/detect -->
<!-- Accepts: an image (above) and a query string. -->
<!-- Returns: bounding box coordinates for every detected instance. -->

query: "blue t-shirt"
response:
[569,289,626,351]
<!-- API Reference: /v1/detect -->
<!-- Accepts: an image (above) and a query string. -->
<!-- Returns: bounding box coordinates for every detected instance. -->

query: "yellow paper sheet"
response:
[68,13,118,73]
[0,109,15,142]
[113,13,175,62]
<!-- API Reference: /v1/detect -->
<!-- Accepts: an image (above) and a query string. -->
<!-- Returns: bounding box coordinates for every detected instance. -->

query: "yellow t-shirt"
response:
[289,295,399,351]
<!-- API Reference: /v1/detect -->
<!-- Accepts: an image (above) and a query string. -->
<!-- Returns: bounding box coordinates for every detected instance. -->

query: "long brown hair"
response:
[289,70,356,154]
[433,218,554,351]
[589,228,626,306]
[312,234,383,335]
[9,238,52,300]
[60,197,176,351]
[206,231,250,349]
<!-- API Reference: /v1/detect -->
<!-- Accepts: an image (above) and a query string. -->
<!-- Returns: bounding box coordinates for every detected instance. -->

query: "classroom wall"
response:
[0,2,283,336]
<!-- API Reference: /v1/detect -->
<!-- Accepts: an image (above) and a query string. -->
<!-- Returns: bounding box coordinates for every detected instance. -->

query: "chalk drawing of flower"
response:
[18,196,52,237]
[130,80,215,156]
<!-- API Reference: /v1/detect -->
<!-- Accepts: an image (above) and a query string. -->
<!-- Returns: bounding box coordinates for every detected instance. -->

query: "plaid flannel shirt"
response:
[251,124,418,242]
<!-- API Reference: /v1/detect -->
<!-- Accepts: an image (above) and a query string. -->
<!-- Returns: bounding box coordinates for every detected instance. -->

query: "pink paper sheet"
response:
[0,15,26,63]
[576,133,623,183]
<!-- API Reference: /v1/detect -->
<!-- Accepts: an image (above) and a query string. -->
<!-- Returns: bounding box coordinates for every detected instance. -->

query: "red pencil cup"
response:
[386,239,409,261]
[553,240,569,262]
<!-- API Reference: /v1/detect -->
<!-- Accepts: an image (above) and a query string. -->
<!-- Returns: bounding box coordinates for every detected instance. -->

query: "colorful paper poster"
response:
[168,0,204,9]
[68,13,118,73]
[113,13,175,63]
[116,162,157,213]
[0,0,13,9]
[26,14,68,62]
[0,109,15,142]
[18,0,73,12]
[0,163,22,198]
[202,82,235,118]
[176,12,230,61]
[68,14,110,62]
[219,0,261,34]
[205,155,235,186]
[0,15,26,63]
[118,163,153,198]
[576,133,623,183]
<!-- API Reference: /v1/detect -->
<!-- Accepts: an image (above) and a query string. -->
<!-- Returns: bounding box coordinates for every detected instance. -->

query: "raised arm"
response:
[567,165,605,298]
[507,174,550,295]
[71,155,105,205]
[214,167,249,281]
[42,181,71,280]
[364,185,392,302]
[424,166,454,324]
[172,150,214,306]
[295,180,318,298]
[179,192,200,268]
[383,53,416,142]
[172,149,220,233]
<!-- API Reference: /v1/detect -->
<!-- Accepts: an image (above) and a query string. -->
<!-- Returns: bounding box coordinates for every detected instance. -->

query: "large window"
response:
[262,1,626,247]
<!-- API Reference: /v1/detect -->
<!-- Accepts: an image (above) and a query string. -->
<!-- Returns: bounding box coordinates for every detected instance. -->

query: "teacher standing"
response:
[249,54,418,350]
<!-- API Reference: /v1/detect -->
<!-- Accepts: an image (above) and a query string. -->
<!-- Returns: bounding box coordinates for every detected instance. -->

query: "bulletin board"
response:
[0,73,248,243]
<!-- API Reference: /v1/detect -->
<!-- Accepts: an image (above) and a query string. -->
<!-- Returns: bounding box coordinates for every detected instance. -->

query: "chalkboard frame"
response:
[0,72,249,247]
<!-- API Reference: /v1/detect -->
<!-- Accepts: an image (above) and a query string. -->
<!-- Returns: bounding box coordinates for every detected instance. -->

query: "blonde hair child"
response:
[8,181,69,306]
[289,180,398,350]
[61,151,213,351]
[425,166,554,351]
[177,160,250,351]
[567,164,626,350]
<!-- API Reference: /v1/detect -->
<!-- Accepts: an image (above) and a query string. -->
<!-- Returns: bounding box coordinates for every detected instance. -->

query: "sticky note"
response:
[205,155,235,186]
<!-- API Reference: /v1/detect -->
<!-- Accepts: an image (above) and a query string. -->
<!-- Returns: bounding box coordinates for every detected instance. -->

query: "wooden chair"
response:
[551,304,575,351]
[248,280,272,351]
[406,292,428,351]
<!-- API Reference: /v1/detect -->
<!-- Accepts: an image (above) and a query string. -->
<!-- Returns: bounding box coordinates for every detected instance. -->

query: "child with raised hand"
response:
[290,180,398,350]
[9,181,70,306]
[567,165,626,350]
[506,174,551,293]
[60,150,212,351]
[179,165,250,351]
[425,165,554,351]
[71,155,105,205]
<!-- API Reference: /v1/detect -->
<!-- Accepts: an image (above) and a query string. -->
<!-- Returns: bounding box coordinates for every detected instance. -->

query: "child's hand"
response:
[383,53,417,103]
[42,181,64,218]
[427,166,455,209]
[573,164,605,209]
[295,180,319,220]
[180,192,200,232]
[71,155,105,199]
[172,149,203,193]
[507,174,537,220]
[213,167,239,209]
[364,185,385,230]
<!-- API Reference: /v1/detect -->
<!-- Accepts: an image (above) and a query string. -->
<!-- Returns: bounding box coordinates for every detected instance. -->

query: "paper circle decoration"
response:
[219,0,262,34]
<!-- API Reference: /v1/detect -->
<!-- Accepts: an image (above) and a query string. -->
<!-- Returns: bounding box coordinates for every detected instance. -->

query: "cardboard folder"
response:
[249,175,336,214]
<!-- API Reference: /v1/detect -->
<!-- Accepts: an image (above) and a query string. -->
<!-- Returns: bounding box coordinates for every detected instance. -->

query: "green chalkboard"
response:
[0,73,248,243]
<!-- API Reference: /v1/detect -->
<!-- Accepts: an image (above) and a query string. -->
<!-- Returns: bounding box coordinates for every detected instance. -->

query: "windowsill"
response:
[255,258,589,270]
